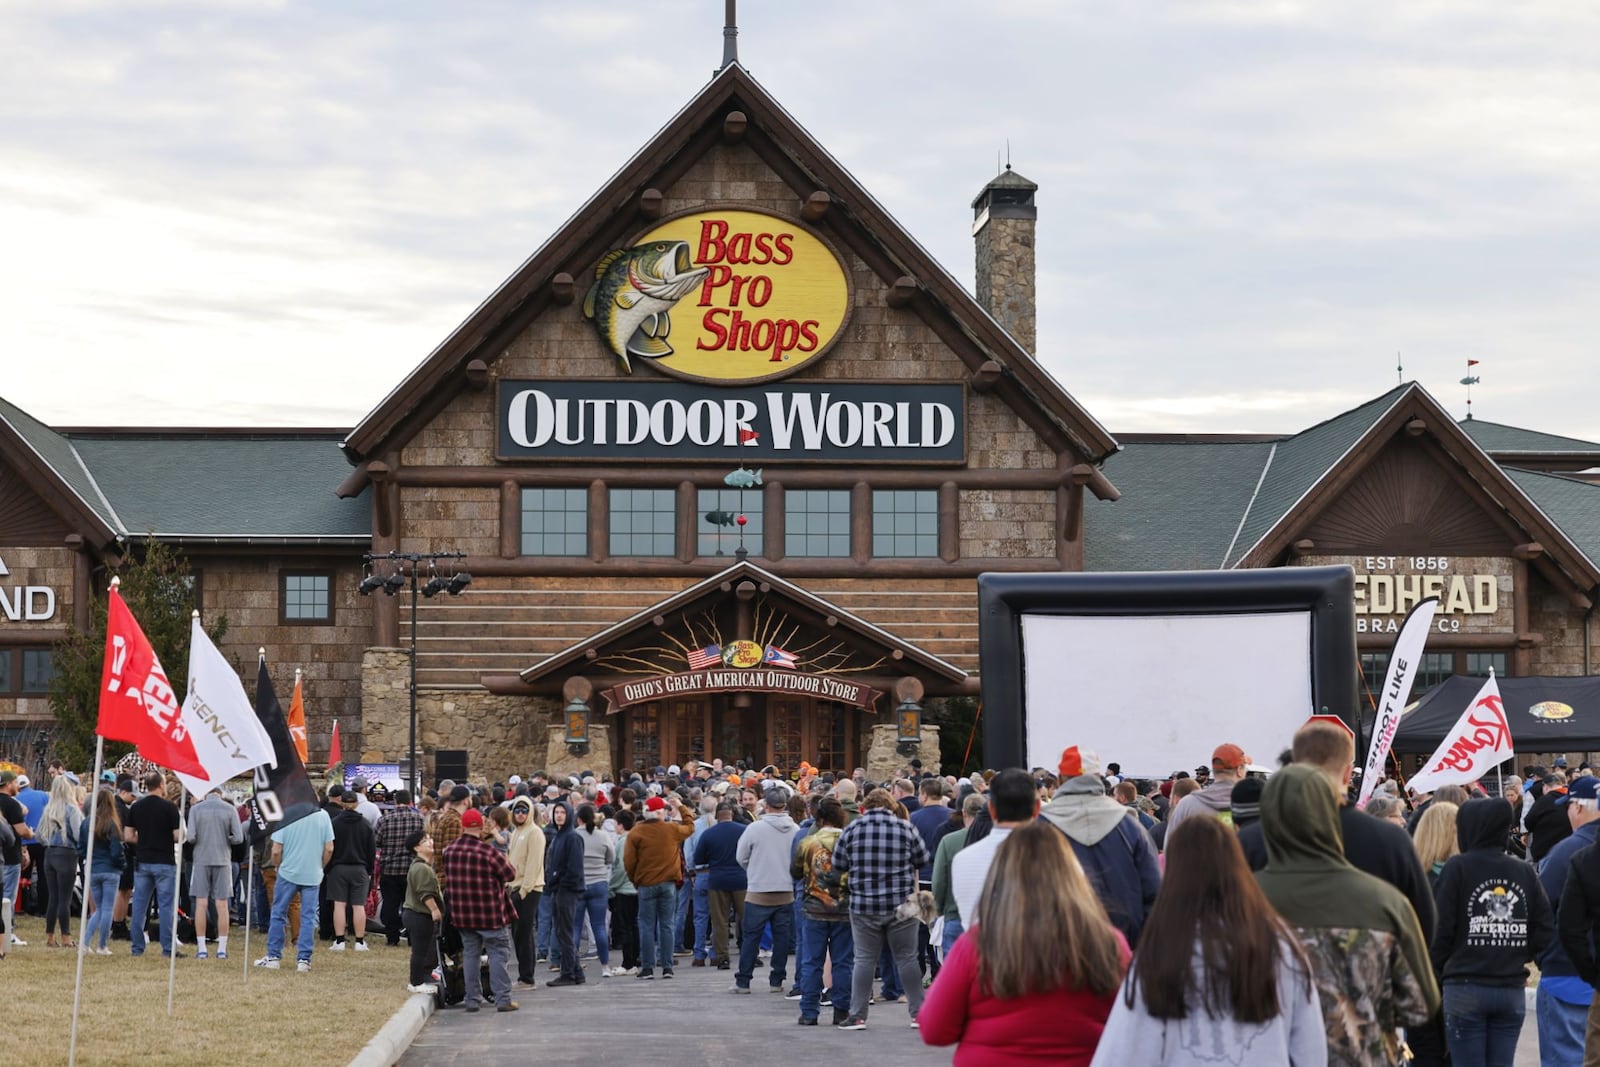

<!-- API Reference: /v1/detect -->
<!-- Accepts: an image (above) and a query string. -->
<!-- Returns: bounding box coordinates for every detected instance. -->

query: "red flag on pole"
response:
[1467,359,1480,366]
[98,583,207,778]
[328,718,341,767]
[287,670,309,764]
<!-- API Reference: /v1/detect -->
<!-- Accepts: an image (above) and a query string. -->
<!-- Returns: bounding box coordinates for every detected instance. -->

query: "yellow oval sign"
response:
[725,640,765,669]
[1529,701,1575,721]
[582,208,850,384]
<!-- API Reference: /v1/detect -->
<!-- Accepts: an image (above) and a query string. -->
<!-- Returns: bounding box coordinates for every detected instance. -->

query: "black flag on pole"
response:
[249,656,319,835]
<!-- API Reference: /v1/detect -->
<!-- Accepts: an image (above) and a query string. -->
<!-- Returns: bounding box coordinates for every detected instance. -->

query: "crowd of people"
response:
[7,738,1600,1065]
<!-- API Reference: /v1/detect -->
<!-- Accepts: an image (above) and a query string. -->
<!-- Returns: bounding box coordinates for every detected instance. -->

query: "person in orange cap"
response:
[1164,743,1251,838]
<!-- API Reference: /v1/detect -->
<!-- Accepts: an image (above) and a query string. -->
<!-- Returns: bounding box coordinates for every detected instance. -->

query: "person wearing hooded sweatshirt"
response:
[1163,743,1250,837]
[543,800,586,986]
[1429,797,1553,1066]
[1256,763,1439,1067]
[1039,747,1161,947]
[505,795,545,987]
[731,785,799,993]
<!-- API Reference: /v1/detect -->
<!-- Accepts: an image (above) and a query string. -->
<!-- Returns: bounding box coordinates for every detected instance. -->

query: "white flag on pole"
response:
[1406,671,1513,796]
[174,616,277,797]
[1358,597,1438,806]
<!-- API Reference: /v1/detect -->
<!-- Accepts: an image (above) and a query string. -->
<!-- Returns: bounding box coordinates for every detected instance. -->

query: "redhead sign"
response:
[583,209,850,384]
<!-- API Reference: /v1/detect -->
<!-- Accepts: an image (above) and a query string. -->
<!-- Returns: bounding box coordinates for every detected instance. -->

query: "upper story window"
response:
[281,572,333,624]
[0,648,54,694]
[610,488,676,557]
[872,489,938,558]
[786,489,851,558]
[697,488,764,557]
[521,488,589,556]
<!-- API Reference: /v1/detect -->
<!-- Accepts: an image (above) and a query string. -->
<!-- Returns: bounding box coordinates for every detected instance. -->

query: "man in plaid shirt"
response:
[375,791,424,947]
[831,787,930,1031]
[441,808,519,1013]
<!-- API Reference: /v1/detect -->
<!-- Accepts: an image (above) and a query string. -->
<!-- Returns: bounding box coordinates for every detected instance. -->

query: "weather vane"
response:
[1460,359,1481,420]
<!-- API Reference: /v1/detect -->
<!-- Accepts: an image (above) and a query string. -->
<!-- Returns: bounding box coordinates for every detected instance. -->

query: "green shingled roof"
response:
[1460,419,1600,456]
[0,395,122,531]
[1086,441,1276,570]
[69,435,369,539]
[1223,385,1410,567]
[1506,468,1600,572]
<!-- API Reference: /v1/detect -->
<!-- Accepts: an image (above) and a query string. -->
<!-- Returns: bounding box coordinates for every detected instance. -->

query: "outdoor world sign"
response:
[498,380,964,463]
[0,556,56,622]
[582,208,850,384]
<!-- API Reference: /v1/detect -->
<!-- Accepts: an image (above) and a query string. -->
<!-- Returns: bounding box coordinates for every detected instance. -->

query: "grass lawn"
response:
[5,913,414,1066]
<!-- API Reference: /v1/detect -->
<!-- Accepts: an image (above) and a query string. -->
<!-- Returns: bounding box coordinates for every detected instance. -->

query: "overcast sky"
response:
[4,1,1595,443]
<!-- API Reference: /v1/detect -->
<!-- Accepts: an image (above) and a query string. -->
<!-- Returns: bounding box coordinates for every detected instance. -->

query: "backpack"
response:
[801,831,847,918]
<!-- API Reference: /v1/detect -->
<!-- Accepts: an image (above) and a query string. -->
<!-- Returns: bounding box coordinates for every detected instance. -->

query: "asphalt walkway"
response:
[400,955,953,1066]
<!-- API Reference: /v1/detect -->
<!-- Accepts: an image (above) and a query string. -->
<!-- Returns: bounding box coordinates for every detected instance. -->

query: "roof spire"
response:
[720,0,739,70]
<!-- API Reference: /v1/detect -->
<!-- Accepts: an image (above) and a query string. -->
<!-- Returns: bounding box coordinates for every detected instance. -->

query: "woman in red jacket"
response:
[919,820,1130,1065]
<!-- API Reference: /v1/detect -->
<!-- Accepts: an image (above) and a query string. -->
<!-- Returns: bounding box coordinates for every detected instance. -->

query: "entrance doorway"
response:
[617,696,862,776]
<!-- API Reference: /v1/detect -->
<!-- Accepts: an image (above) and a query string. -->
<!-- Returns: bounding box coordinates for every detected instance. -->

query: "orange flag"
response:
[287,669,309,764]
[329,718,341,767]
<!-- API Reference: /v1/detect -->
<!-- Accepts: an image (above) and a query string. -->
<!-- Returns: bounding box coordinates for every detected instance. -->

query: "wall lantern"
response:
[895,677,924,757]
[563,676,593,756]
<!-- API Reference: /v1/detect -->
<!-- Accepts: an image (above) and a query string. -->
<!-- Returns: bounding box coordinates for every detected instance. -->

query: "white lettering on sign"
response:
[0,586,56,622]
[505,388,958,454]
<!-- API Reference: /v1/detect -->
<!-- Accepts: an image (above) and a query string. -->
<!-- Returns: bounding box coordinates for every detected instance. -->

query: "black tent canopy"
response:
[1391,674,1600,754]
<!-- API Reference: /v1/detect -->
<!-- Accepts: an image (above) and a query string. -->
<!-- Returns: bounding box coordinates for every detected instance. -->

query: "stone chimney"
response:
[971,166,1038,354]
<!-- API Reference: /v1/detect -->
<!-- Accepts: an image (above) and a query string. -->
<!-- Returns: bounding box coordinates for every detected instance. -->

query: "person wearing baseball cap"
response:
[1163,744,1251,839]
[623,793,694,979]
[439,807,519,1012]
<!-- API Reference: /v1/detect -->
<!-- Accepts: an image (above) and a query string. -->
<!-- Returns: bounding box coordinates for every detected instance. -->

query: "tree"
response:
[48,540,226,770]
[926,695,982,775]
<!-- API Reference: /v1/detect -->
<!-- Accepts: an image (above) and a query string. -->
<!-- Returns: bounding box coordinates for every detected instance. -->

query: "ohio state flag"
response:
[98,584,207,778]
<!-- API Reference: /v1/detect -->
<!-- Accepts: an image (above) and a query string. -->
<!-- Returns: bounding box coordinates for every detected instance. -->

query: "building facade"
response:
[2,63,1597,783]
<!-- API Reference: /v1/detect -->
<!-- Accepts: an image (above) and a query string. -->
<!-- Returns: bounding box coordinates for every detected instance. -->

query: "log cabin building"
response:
[2,58,1598,783]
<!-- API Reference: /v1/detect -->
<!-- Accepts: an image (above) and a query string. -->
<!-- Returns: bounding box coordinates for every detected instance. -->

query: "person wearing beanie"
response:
[1230,778,1265,830]
[623,793,694,979]
[1039,747,1161,946]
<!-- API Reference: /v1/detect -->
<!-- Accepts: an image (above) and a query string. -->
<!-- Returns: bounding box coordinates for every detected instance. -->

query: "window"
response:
[609,488,676,557]
[0,648,53,694]
[1360,650,1509,706]
[281,573,333,624]
[871,489,938,558]
[786,489,851,558]
[697,487,763,557]
[521,488,589,556]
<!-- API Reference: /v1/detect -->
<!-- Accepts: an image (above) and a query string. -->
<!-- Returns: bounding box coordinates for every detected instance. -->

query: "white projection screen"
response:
[1019,612,1313,776]
[977,568,1358,774]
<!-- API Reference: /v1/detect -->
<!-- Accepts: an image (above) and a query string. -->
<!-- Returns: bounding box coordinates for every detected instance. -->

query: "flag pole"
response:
[67,735,106,1067]
[167,789,188,1017]
[242,834,253,984]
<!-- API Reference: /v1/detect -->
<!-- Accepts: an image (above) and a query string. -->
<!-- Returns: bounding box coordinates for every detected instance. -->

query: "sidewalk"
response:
[400,955,953,1066]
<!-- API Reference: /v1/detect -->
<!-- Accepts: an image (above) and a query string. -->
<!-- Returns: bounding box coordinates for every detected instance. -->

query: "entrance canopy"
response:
[1392,675,1600,753]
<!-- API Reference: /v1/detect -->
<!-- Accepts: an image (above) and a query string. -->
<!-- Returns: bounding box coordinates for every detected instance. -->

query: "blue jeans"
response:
[692,875,711,960]
[675,872,693,952]
[1,863,19,913]
[799,915,853,1020]
[574,880,611,966]
[266,876,320,963]
[637,882,676,972]
[736,899,794,989]
[1536,983,1587,1067]
[85,870,121,950]
[940,916,963,958]
[536,885,555,958]
[130,863,177,955]
[1443,982,1525,1067]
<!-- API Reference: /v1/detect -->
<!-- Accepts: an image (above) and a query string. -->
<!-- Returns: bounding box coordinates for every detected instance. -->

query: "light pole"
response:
[359,551,470,795]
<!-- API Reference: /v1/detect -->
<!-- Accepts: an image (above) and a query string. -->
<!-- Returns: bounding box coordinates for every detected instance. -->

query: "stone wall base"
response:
[865,723,940,783]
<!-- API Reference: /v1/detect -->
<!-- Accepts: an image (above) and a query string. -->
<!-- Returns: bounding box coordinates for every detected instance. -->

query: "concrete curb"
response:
[348,991,435,1067]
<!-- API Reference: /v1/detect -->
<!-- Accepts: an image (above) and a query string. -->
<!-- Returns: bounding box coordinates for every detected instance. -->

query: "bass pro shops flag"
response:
[173,616,277,798]
[98,584,207,778]
[1406,672,1514,795]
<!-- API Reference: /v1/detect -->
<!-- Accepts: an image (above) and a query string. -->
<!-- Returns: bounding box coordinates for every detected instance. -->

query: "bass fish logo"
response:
[1529,701,1575,721]
[723,640,765,669]
[583,240,710,373]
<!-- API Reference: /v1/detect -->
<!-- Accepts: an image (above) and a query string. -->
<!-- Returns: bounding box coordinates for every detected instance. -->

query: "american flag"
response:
[687,645,722,670]
[763,645,798,669]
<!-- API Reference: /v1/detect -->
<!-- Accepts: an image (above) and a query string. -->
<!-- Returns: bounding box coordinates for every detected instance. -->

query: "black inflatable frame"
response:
[977,566,1358,770]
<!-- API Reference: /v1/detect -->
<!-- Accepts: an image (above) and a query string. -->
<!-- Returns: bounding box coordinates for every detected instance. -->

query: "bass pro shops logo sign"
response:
[583,208,850,384]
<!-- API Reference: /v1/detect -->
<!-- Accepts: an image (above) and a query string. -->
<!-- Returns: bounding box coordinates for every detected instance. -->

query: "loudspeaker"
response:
[434,749,469,784]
